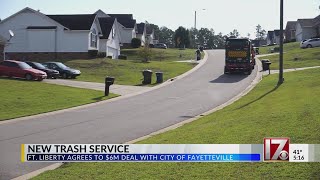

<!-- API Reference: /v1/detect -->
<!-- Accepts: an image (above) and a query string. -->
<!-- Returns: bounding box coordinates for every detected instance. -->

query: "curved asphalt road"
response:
[0,50,257,179]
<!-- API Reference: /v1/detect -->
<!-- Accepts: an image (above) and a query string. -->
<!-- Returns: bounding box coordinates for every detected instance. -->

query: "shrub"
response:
[138,47,153,62]
[131,38,141,48]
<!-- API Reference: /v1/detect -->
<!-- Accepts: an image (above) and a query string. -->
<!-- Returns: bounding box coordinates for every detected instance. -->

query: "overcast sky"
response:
[1,0,319,38]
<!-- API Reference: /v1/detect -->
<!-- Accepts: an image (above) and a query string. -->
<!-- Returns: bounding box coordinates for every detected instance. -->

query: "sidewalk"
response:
[262,66,320,76]
[43,79,151,96]
[175,59,202,63]
[256,52,287,58]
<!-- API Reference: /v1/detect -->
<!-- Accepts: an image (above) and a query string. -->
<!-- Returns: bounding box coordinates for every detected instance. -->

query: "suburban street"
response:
[0,50,258,180]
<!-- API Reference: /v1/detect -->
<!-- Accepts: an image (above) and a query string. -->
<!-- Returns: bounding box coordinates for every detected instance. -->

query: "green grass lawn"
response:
[258,42,320,70]
[259,42,299,55]
[65,59,196,85]
[0,78,118,121]
[35,48,201,85]
[121,48,203,61]
[34,69,320,179]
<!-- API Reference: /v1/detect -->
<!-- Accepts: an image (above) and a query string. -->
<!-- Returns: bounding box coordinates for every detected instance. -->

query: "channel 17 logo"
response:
[264,138,290,161]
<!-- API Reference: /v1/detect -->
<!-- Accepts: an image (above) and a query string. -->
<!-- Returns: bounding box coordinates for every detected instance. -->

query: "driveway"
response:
[0,50,258,180]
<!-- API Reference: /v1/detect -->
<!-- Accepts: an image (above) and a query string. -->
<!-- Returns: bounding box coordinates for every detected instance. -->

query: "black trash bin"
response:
[142,70,153,84]
[155,72,163,83]
[261,59,272,71]
[105,76,115,96]
[196,49,201,61]
[254,47,260,55]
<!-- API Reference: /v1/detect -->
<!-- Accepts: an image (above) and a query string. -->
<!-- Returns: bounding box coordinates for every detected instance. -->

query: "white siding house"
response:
[98,17,121,59]
[146,28,155,45]
[295,19,317,42]
[0,7,103,60]
[273,30,281,45]
[95,10,137,48]
[266,31,274,45]
[136,23,146,46]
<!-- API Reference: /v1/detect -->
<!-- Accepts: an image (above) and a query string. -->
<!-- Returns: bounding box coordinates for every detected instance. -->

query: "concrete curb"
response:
[0,51,209,126]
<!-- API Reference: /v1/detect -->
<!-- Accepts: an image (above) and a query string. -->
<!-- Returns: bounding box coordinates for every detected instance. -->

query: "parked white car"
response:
[300,38,320,48]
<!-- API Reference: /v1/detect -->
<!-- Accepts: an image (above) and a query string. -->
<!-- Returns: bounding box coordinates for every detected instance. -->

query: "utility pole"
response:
[194,11,197,29]
[278,0,284,85]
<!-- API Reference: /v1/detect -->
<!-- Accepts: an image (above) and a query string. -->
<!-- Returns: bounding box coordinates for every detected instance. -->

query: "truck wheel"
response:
[224,67,229,74]
[244,69,252,75]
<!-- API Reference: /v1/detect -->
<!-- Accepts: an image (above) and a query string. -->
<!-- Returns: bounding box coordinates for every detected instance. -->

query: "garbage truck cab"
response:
[224,38,255,75]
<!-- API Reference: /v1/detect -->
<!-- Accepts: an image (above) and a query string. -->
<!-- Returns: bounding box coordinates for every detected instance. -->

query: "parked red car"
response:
[0,60,47,81]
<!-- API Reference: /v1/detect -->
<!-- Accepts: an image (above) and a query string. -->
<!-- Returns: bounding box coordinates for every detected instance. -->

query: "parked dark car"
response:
[42,62,81,79]
[25,61,59,79]
[0,60,47,81]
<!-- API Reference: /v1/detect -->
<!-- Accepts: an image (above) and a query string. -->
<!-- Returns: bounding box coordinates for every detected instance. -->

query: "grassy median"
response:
[0,78,118,121]
[259,42,320,70]
[34,69,320,179]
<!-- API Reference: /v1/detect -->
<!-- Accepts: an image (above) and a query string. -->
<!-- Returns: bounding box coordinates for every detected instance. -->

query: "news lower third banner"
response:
[21,143,320,162]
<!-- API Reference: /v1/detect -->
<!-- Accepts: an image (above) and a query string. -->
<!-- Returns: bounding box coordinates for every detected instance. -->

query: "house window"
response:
[90,29,97,48]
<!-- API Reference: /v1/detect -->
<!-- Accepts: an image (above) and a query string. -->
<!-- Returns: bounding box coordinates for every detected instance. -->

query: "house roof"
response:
[274,30,280,36]
[297,18,314,27]
[98,17,115,39]
[313,15,320,26]
[117,18,136,28]
[26,26,57,29]
[267,31,274,38]
[285,21,297,30]
[108,14,133,20]
[146,26,153,35]
[108,14,136,28]
[136,23,145,34]
[47,14,97,30]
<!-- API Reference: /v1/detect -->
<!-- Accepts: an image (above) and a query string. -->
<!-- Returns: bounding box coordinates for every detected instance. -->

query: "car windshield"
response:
[33,62,46,69]
[19,62,32,69]
[56,62,68,69]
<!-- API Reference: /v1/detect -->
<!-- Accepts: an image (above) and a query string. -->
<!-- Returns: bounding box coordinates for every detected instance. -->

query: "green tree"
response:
[214,32,227,49]
[255,24,266,40]
[198,28,215,47]
[189,28,199,48]
[228,29,240,38]
[174,26,191,48]
[156,26,174,47]
[138,47,153,63]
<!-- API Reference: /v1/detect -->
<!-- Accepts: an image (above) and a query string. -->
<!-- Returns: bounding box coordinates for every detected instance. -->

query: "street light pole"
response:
[278,0,284,85]
[194,11,197,29]
[194,9,206,30]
